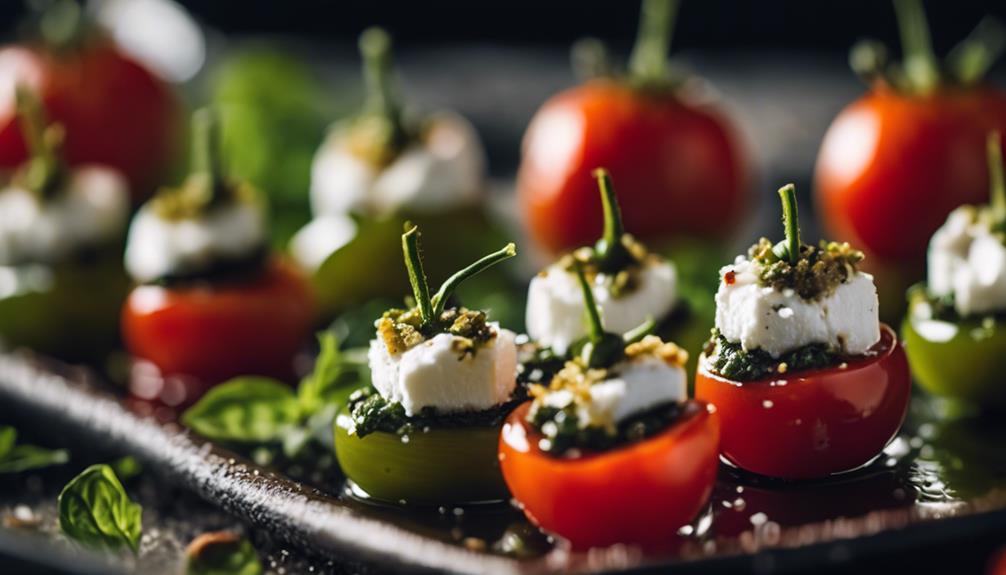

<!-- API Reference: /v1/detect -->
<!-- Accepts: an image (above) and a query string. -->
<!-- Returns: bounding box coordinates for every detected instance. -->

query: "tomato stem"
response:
[431,242,517,319]
[623,316,656,344]
[359,28,405,132]
[573,262,605,344]
[14,86,63,198]
[190,108,226,204]
[947,17,1006,86]
[893,0,939,93]
[989,132,1006,229]
[776,184,801,264]
[402,225,435,327]
[628,0,679,84]
[593,168,633,273]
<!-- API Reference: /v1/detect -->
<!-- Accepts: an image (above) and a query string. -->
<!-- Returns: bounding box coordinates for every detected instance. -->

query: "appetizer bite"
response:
[121,109,315,407]
[0,87,129,361]
[903,133,1006,406]
[518,0,745,255]
[333,225,519,505]
[695,184,911,480]
[500,263,719,550]
[292,28,505,318]
[815,0,1006,317]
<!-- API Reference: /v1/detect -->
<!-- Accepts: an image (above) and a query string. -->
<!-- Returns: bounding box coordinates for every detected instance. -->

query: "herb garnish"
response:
[701,329,842,382]
[58,464,142,553]
[0,425,69,474]
[528,401,682,455]
[12,87,66,199]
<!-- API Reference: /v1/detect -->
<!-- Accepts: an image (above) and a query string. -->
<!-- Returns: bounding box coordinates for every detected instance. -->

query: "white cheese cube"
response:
[715,258,880,358]
[525,260,677,354]
[927,206,1006,316]
[368,323,517,416]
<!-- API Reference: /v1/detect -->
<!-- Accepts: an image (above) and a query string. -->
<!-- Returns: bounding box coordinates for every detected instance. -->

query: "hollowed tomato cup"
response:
[695,324,910,480]
[498,400,719,550]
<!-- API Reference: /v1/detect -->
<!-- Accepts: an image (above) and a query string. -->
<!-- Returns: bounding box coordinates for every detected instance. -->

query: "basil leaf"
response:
[182,378,301,443]
[0,426,15,458]
[185,532,262,575]
[0,444,69,474]
[297,332,369,413]
[58,464,142,552]
[110,456,142,481]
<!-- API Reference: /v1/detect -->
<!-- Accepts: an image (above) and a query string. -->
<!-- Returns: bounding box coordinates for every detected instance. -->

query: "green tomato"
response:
[902,298,1006,406]
[333,408,509,505]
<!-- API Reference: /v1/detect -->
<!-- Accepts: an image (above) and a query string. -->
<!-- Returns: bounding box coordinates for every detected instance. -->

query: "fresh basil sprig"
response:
[0,425,69,474]
[185,532,262,575]
[58,464,142,553]
[182,332,369,457]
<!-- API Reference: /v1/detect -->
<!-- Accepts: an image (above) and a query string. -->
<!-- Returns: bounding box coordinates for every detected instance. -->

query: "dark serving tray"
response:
[1,349,1006,574]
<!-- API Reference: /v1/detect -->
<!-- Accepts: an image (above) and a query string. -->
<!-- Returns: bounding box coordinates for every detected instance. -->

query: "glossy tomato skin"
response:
[815,87,1006,264]
[499,400,719,550]
[122,259,316,386]
[0,38,179,196]
[695,324,911,480]
[518,80,746,255]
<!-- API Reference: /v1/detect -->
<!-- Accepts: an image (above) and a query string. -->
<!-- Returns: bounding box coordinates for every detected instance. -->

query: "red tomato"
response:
[0,37,179,198]
[695,324,910,480]
[122,259,316,386]
[815,87,1006,265]
[517,80,746,255]
[499,400,719,550]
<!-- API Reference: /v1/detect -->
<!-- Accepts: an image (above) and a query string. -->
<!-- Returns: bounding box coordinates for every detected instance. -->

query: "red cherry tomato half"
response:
[499,400,719,550]
[815,88,1006,264]
[517,80,746,255]
[695,324,910,480]
[0,38,179,197]
[122,259,315,386]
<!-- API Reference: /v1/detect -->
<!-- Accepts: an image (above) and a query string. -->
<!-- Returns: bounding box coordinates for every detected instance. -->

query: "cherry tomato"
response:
[0,37,179,197]
[518,80,746,255]
[695,324,910,480]
[816,87,1006,264]
[122,259,315,386]
[499,400,719,550]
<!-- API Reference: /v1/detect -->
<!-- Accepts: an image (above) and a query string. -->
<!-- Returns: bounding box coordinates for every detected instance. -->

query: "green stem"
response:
[622,316,656,344]
[989,131,1006,229]
[571,37,611,81]
[359,27,401,124]
[893,0,939,93]
[431,243,517,318]
[14,86,61,197]
[573,262,604,344]
[947,17,1006,86]
[190,108,225,202]
[777,184,801,264]
[593,168,632,272]
[402,225,435,327]
[628,0,679,83]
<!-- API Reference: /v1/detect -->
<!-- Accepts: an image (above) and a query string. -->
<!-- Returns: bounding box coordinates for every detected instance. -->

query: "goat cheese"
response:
[0,167,128,265]
[124,199,266,283]
[928,206,1006,316]
[368,323,517,416]
[526,260,677,354]
[310,112,484,217]
[715,257,880,357]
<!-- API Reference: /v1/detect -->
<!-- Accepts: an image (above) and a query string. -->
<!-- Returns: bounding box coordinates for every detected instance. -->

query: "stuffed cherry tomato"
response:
[502,260,718,549]
[696,184,910,480]
[0,4,178,197]
[0,87,129,361]
[815,0,1006,317]
[333,225,519,505]
[121,109,314,407]
[517,0,745,255]
[902,133,1006,407]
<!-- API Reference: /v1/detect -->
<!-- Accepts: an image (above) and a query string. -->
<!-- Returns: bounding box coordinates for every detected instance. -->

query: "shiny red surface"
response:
[499,400,720,550]
[0,39,179,197]
[695,324,911,480]
[122,259,315,386]
[517,80,746,255]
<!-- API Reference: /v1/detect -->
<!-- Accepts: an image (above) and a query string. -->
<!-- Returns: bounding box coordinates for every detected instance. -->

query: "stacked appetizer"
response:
[696,184,911,479]
[0,87,129,360]
[903,133,1006,406]
[291,28,503,317]
[121,109,315,408]
[501,260,719,550]
[333,225,519,505]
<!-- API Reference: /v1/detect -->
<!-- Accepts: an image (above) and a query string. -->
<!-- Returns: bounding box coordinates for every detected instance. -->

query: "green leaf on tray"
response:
[0,425,69,475]
[0,426,14,458]
[185,532,262,575]
[182,378,302,443]
[58,464,142,553]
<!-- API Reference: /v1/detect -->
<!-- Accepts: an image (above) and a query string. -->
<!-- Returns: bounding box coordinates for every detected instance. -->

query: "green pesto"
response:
[527,401,682,456]
[701,329,842,382]
[376,306,495,356]
[345,386,525,438]
[748,238,865,301]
